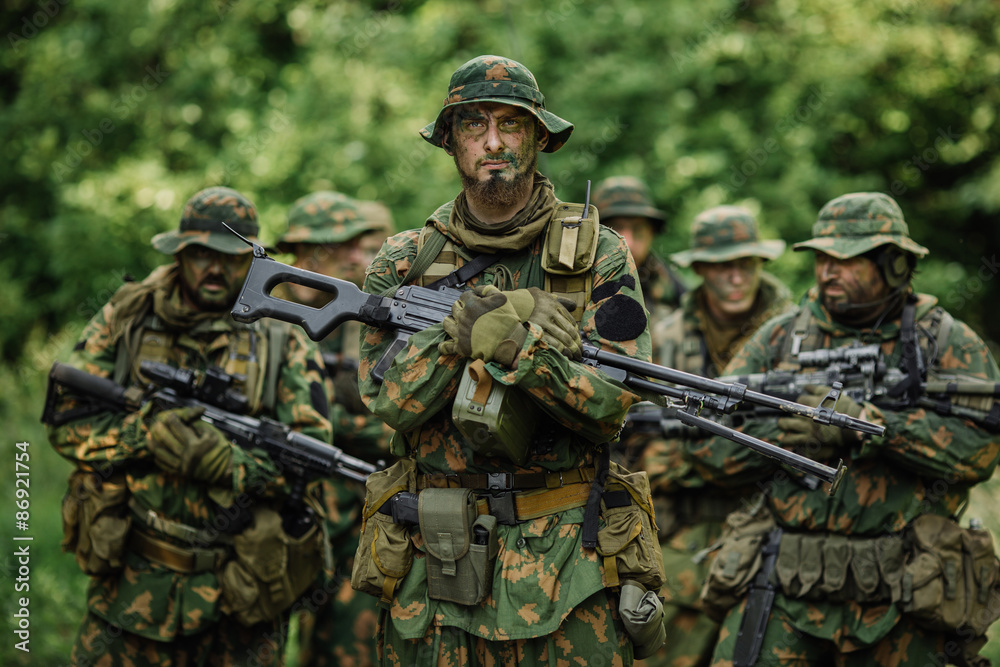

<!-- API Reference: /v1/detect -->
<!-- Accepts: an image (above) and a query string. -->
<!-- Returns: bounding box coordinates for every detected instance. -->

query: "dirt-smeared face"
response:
[177,245,252,312]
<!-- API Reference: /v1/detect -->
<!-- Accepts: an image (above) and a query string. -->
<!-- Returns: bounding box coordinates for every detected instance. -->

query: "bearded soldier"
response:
[697,193,1000,667]
[353,55,665,665]
[46,187,332,666]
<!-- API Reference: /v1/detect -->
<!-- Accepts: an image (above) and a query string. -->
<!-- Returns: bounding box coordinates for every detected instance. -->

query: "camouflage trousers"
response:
[709,599,945,667]
[295,576,379,667]
[377,589,633,666]
[71,610,285,667]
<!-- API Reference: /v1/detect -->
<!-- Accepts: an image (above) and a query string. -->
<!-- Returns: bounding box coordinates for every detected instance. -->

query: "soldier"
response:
[636,206,792,666]
[593,176,687,318]
[696,193,1000,666]
[276,190,393,666]
[354,55,664,664]
[45,186,333,665]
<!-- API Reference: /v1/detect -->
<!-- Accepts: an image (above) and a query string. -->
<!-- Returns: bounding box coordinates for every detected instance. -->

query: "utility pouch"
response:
[452,359,537,465]
[420,488,497,605]
[219,503,323,626]
[596,467,665,591]
[619,579,667,660]
[351,458,417,603]
[900,514,1000,635]
[700,507,776,622]
[61,469,131,576]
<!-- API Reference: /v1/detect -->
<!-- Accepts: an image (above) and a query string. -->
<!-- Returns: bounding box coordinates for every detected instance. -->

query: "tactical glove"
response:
[777,384,864,457]
[505,287,583,361]
[147,406,234,484]
[439,285,525,367]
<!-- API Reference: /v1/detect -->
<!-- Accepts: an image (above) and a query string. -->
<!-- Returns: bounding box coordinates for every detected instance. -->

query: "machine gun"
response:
[227,235,889,495]
[717,341,1000,431]
[43,360,380,536]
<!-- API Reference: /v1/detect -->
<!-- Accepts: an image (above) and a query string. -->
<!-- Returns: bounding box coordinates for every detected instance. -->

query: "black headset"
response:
[877,245,912,288]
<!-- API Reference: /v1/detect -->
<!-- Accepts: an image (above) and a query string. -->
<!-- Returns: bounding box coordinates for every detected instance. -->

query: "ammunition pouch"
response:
[596,467,665,591]
[700,506,776,622]
[419,488,499,605]
[900,514,1000,635]
[219,502,324,626]
[452,359,538,465]
[619,579,667,660]
[351,458,417,604]
[61,469,131,576]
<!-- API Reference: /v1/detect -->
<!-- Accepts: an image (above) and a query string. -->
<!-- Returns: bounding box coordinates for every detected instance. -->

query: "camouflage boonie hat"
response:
[420,55,574,153]
[276,191,384,252]
[356,199,395,238]
[793,192,929,259]
[592,176,666,229]
[152,186,258,255]
[670,206,785,267]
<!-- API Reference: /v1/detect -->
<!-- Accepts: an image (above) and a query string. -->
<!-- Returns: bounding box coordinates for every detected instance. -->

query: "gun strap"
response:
[427,250,501,289]
[582,446,610,549]
[887,297,923,403]
[732,528,783,667]
[381,228,449,298]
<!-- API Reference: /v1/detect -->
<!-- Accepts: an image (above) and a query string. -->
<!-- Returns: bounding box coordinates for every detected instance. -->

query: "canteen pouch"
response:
[351,458,417,603]
[901,514,1000,635]
[61,469,131,576]
[220,503,324,626]
[452,359,537,465]
[619,579,667,660]
[419,487,497,605]
[596,466,666,591]
[700,507,777,621]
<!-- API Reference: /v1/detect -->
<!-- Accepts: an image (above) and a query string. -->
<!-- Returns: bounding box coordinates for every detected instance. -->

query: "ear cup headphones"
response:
[877,246,912,288]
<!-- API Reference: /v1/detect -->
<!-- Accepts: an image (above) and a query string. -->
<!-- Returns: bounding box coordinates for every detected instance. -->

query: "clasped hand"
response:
[146,406,233,484]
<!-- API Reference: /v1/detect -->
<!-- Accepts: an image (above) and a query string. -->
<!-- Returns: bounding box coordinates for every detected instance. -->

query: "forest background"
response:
[2,0,999,664]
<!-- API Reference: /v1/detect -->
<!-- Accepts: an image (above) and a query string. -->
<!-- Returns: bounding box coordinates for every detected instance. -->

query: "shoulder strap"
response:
[380,227,449,297]
[261,320,291,413]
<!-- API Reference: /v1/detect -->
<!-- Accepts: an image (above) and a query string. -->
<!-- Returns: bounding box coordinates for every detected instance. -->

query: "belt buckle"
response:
[486,472,513,491]
[487,492,518,525]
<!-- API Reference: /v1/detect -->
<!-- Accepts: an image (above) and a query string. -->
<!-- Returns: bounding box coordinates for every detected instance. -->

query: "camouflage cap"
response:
[356,199,396,238]
[670,206,786,267]
[152,186,259,255]
[276,191,384,251]
[793,192,929,259]
[593,176,666,229]
[420,55,574,153]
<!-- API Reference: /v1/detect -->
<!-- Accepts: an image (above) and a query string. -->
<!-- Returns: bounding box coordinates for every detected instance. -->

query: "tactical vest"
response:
[412,201,599,324]
[651,310,710,377]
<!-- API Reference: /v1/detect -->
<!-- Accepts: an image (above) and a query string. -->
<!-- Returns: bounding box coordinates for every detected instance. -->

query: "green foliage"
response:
[2,0,1000,661]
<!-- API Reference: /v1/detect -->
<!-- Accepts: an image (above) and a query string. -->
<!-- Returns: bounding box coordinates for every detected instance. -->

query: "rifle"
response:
[227,236,887,494]
[717,341,1000,431]
[43,360,380,536]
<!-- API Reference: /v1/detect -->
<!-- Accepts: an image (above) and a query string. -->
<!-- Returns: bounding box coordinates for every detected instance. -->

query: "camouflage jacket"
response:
[638,253,686,319]
[639,271,793,495]
[47,269,332,640]
[691,288,1000,645]
[358,196,650,641]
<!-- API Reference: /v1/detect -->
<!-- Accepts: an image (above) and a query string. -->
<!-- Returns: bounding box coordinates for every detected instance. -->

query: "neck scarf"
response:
[447,173,558,253]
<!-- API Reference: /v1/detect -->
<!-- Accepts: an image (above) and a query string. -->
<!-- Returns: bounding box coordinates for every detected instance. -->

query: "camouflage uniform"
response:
[47,187,333,667]
[277,191,393,667]
[634,208,791,667]
[695,194,1000,666]
[593,176,687,318]
[357,55,655,666]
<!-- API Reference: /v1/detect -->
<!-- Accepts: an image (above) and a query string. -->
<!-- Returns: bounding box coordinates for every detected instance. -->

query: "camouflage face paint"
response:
[813,250,891,323]
[177,245,252,312]
[694,256,764,325]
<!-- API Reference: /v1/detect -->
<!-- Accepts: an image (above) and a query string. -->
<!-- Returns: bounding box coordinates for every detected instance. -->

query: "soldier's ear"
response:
[536,124,549,152]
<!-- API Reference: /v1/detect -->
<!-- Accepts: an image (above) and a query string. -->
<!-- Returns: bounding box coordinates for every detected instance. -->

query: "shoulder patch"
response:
[595,294,647,342]
[591,275,636,303]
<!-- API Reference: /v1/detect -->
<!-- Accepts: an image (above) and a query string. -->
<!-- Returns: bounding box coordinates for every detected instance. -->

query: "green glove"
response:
[505,287,583,361]
[777,384,864,457]
[147,406,233,484]
[439,285,525,367]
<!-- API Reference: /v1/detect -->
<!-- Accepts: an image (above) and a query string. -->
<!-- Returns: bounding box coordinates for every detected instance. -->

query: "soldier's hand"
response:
[439,285,526,367]
[777,384,864,456]
[147,406,233,484]
[505,287,583,360]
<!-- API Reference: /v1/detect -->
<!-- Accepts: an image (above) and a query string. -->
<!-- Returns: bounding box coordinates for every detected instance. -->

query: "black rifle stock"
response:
[229,243,891,493]
[44,360,379,536]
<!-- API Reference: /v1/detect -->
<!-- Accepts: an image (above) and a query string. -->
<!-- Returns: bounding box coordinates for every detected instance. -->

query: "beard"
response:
[455,145,539,213]
[178,276,238,312]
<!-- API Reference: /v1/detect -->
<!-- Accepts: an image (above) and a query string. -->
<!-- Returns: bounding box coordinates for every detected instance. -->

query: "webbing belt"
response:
[417,467,597,491]
[128,529,228,574]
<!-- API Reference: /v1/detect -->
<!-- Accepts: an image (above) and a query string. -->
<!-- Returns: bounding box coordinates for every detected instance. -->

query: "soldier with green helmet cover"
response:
[632,205,793,667]
[354,55,665,664]
[45,186,333,665]
[276,190,393,667]
[593,176,687,317]
[694,193,1000,666]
